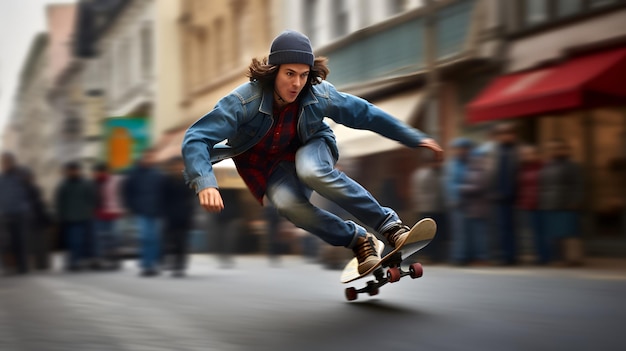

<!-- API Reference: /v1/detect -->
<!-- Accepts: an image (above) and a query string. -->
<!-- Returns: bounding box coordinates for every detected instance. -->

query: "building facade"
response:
[10,4,78,203]
[465,0,626,253]
[10,34,53,200]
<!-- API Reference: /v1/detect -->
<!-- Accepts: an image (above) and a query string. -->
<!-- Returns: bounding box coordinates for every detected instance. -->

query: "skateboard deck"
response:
[340,218,437,301]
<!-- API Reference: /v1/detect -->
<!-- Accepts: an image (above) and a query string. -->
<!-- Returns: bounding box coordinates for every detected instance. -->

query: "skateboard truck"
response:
[344,253,424,301]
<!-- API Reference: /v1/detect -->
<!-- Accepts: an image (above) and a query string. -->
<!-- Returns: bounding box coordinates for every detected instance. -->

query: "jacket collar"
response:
[259,85,319,115]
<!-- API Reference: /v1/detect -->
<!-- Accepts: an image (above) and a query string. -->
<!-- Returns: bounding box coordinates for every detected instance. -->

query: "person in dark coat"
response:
[22,169,52,270]
[213,188,243,268]
[458,150,491,265]
[445,138,474,265]
[516,145,545,264]
[123,149,166,276]
[411,154,448,262]
[538,139,584,263]
[162,157,195,277]
[55,162,96,271]
[483,122,522,265]
[0,152,31,274]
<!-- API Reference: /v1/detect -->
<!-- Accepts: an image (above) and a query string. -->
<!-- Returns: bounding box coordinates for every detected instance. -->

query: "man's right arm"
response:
[182,93,243,194]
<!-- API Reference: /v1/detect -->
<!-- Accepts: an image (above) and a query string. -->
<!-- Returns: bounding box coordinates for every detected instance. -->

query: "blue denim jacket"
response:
[182,80,429,192]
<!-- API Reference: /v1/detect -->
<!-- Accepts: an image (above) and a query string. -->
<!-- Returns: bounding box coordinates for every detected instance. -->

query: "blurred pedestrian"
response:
[213,188,243,268]
[410,154,448,262]
[123,149,165,276]
[516,145,545,264]
[458,150,491,265]
[539,139,584,265]
[182,30,443,275]
[264,204,283,265]
[445,138,474,265]
[22,169,52,271]
[484,122,522,265]
[55,162,96,271]
[0,152,31,274]
[92,162,125,270]
[162,157,195,277]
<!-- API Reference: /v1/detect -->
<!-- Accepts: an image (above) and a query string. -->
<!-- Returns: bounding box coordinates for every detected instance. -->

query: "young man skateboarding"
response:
[182,30,443,274]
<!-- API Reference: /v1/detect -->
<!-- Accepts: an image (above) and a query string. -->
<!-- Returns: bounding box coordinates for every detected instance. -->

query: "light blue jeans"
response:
[137,216,161,270]
[265,138,400,248]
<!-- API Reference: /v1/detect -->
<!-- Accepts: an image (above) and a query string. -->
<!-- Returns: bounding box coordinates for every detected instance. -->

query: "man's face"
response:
[274,63,310,105]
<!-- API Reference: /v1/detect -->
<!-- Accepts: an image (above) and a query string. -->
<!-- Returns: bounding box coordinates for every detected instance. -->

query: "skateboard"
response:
[340,218,437,301]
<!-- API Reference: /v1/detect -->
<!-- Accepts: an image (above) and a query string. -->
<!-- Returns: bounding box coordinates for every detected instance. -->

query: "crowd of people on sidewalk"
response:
[0,121,586,277]
[0,149,201,277]
[413,122,584,266]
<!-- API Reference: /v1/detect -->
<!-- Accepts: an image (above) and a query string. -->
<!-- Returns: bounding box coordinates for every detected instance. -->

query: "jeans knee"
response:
[295,163,333,187]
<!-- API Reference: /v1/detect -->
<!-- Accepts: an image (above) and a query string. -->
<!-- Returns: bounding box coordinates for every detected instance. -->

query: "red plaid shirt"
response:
[233,102,300,203]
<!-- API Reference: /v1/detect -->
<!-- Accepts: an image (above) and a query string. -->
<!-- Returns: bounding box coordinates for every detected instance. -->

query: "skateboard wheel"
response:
[368,288,379,296]
[409,263,423,279]
[387,267,401,283]
[345,287,358,301]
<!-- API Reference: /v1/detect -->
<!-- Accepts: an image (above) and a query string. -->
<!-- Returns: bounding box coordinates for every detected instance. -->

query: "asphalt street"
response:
[1,255,625,351]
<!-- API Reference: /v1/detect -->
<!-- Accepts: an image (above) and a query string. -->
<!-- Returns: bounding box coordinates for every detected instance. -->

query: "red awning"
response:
[467,47,626,123]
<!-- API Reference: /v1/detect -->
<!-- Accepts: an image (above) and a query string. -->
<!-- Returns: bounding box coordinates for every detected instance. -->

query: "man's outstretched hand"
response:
[419,138,444,162]
[198,187,224,213]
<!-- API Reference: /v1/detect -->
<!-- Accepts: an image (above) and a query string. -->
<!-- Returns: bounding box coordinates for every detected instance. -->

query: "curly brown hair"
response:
[247,56,330,88]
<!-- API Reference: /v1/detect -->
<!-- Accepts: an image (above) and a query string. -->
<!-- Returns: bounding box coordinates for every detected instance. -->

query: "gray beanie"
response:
[268,30,314,67]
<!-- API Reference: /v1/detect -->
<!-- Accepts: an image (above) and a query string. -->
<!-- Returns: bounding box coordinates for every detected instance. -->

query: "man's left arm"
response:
[326,83,443,161]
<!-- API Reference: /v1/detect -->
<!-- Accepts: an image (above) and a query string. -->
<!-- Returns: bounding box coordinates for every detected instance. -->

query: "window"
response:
[195,28,207,85]
[140,25,153,79]
[516,0,626,31]
[214,18,224,73]
[589,0,618,8]
[525,0,548,26]
[63,114,82,138]
[118,38,131,96]
[304,0,318,45]
[556,0,582,17]
[389,0,406,15]
[333,0,349,38]
[359,1,370,28]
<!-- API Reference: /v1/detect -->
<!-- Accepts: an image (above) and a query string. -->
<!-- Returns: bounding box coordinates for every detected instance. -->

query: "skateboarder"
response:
[182,30,443,274]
